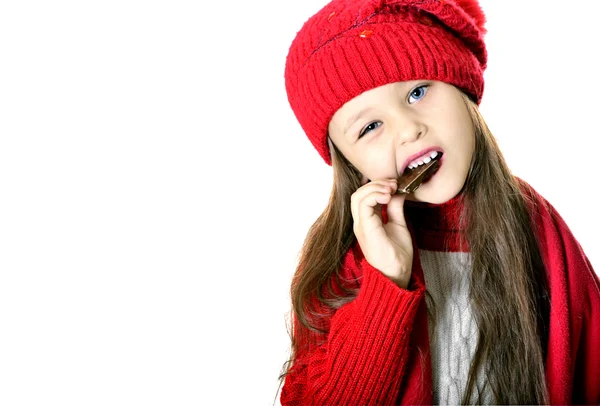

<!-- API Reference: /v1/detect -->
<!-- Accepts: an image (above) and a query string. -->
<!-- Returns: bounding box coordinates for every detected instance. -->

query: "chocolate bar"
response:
[395,153,441,194]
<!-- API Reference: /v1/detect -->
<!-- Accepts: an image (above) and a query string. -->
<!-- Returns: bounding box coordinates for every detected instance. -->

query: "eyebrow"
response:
[343,107,374,137]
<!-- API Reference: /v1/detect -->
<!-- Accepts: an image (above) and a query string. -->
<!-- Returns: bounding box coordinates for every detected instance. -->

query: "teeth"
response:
[408,151,440,170]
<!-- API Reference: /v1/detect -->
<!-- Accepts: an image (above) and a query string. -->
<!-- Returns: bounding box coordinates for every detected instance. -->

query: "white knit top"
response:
[419,249,493,405]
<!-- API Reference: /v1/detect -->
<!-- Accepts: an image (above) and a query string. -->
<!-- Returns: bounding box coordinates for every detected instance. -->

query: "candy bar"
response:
[395,154,441,194]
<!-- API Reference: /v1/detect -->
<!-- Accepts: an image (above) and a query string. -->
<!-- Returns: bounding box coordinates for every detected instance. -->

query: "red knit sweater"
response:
[280,179,600,405]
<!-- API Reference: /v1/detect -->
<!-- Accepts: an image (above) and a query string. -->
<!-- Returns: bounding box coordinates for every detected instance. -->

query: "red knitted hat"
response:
[284,0,488,165]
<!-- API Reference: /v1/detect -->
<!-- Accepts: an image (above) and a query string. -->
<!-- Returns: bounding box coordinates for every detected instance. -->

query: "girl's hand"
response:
[350,178,413,288]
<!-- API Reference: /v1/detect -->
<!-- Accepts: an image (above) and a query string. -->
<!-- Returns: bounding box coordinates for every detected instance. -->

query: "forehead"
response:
[341,81,408,109]
[334,80,423,113]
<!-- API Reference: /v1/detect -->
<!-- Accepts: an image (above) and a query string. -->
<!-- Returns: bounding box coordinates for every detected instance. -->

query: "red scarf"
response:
[281,178,600,405]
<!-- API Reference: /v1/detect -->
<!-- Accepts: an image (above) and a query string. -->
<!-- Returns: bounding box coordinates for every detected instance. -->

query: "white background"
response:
[0,0,598,405]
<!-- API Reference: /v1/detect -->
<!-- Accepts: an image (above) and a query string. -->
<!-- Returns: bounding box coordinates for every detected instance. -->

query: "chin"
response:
[407,178,463,204]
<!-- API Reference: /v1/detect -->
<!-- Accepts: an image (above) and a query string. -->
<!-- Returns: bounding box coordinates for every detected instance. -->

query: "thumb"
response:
[386,193,408,228]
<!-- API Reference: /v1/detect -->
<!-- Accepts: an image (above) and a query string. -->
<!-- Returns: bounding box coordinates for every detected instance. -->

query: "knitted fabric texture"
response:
[280,178,600,404]
[419,249,492,403]
[284,0,488,165]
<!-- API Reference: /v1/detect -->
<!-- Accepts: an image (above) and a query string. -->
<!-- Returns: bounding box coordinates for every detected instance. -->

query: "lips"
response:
[400,147,444,175]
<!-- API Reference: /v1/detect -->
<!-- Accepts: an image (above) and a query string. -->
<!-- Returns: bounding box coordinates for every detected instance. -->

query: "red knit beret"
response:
[284,0,488,165]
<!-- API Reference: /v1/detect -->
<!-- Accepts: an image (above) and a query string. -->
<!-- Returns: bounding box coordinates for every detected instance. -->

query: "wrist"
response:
[380,264,411,289]
[391,274,410,289]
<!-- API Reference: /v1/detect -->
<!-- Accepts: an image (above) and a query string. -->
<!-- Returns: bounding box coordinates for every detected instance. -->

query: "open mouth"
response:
[396,152,443,194]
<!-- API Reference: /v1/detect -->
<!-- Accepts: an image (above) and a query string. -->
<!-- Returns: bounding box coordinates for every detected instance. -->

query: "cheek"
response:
[356,144,405,181]
[466,128,476,159]
[453,118,475,161]
[360,174,370,185]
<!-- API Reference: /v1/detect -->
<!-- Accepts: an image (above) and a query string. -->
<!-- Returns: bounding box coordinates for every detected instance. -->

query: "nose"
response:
[393,113,426,146]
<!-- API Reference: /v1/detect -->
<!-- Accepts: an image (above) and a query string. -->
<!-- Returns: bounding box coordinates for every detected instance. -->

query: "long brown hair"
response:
[275,89,550,404]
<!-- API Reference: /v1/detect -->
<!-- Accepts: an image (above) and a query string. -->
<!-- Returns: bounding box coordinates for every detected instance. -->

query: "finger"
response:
[354,179,396,199]
[351,183,394,222]
[357,191,391,232]
[385,192,407,227]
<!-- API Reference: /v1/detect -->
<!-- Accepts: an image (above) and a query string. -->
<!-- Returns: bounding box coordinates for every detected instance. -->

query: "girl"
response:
[277,0,600,405]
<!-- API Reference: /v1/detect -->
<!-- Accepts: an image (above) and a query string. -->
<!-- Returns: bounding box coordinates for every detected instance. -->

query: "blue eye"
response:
[359,121,382,138]
[356,84,429,139]
[408,84,429,104]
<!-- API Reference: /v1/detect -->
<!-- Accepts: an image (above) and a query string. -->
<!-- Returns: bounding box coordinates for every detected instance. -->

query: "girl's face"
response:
[327,80,475,204]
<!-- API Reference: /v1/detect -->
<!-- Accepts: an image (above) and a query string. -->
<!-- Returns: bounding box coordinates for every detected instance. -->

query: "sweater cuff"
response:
[354,256,425,323]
